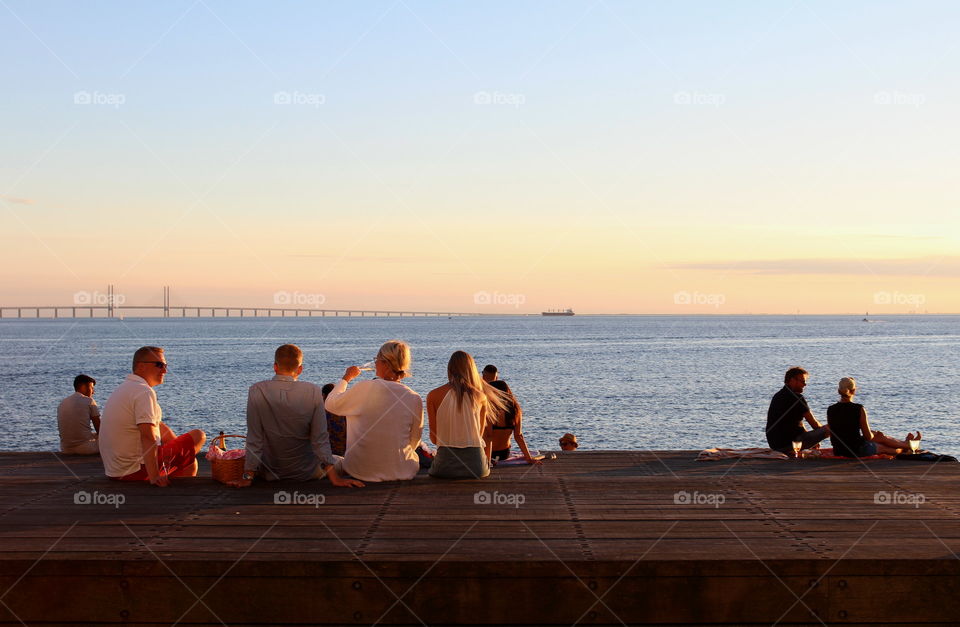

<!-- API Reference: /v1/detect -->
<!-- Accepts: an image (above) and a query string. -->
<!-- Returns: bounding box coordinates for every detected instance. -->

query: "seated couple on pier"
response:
[766,367,921,459]
[231,341,419,488]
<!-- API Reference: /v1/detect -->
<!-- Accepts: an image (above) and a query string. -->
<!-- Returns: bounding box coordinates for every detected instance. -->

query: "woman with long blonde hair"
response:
[426,350,507,479]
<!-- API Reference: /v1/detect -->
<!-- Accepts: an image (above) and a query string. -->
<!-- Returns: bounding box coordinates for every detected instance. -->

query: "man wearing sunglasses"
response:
[99,346,206,486]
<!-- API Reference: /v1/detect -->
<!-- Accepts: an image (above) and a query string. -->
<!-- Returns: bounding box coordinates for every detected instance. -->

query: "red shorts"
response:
[113,433,198,481]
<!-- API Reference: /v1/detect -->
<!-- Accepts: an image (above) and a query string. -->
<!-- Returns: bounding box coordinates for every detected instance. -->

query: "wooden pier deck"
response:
[1,450,958,626]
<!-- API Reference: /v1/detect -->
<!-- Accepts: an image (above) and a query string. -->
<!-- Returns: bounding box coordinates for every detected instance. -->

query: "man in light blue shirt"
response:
[231,344,363,488]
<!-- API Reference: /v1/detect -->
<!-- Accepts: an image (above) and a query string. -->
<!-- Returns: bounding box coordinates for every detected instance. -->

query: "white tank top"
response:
[436,389,484,448]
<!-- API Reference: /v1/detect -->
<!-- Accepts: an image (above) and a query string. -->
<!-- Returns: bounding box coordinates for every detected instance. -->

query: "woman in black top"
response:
[826,377,920,457]
[487,380,541,465]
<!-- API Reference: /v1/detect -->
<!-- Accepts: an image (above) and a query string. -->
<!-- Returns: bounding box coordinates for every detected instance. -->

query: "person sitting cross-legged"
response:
[765,366,829,456]
[323,340,424,482]
[230,344,363,488]
[827,377,921,457]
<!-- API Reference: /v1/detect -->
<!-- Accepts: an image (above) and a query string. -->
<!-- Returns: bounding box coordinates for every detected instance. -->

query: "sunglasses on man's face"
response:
[137,361,168,369]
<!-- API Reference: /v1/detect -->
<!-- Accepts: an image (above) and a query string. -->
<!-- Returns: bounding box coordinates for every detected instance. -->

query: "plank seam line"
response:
[557,477,594,561]
[147,488,230,548]
[0,475,93,521]
[726,477,828,558]
[354,485,397,557]
[885,478,960,519]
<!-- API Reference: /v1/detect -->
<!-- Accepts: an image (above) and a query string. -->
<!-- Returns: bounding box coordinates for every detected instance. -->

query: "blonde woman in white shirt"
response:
[426,350,507,479]
[324,340,424,482]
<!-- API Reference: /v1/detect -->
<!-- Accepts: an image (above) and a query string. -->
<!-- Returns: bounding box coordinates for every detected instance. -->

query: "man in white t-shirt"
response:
[57,374,100,455]
[99,346,206,486]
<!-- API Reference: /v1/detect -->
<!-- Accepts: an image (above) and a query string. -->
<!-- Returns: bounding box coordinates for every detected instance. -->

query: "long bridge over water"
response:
[1,286,504,319]
[0,306,488,319]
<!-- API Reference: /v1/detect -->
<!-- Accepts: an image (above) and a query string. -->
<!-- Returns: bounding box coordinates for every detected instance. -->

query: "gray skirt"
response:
[428,446,489,479]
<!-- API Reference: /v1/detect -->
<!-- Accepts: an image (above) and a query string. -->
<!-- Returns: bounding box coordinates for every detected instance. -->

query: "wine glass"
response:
[791,439,803,460]
[358,360,376,372]
[908,439,920,453]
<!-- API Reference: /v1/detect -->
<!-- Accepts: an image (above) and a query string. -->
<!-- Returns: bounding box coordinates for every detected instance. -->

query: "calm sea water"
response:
[2,315,958,456]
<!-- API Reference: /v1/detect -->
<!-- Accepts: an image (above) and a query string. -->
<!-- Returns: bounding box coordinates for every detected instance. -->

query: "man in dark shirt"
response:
[766,366,829,455]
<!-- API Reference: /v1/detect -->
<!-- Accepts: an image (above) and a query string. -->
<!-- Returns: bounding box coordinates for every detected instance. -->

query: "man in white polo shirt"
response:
[57,374,100,455]
[99,346,206,486]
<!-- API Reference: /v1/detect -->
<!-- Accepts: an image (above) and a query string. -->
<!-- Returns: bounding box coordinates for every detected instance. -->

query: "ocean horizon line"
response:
[1,312,956,321]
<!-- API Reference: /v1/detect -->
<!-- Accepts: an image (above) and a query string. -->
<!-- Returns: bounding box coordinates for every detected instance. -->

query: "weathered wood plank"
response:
[0,450,957,625]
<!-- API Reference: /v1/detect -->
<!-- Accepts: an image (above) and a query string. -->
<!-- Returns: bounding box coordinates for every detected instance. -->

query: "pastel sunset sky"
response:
[2,1,957,314]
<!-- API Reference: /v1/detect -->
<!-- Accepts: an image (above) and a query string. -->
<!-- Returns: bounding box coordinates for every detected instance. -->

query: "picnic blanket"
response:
[808,447,890,460]
[696,447,788,461]
[697,446,955,462]
[895,451,958,463]
[497,450,543,466]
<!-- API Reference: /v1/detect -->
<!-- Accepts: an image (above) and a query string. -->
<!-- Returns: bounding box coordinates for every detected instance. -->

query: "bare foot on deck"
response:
[906,431,922,441]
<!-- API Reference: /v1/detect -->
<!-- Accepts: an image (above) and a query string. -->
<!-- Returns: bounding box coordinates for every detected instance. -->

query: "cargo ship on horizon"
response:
[542,308,575,316]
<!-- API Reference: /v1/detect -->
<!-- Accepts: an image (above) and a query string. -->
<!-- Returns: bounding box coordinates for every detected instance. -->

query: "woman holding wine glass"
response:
[323,340,424,482]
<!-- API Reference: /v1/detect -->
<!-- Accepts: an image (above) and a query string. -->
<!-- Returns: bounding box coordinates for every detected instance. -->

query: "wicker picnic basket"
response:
[210,431,246,484]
